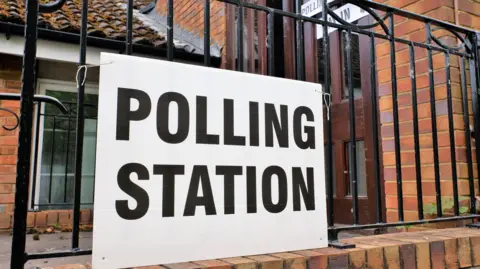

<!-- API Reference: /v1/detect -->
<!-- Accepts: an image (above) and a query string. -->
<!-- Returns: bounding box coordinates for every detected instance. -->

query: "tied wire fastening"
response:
[75,62,114,87]
[316,90,332,121]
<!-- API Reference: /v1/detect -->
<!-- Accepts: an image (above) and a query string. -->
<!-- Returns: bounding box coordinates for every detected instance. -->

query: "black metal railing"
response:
[4,0,480,267]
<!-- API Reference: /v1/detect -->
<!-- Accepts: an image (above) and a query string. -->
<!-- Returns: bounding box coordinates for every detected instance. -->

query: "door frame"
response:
[29,79,98,211]
[303,15,385,224]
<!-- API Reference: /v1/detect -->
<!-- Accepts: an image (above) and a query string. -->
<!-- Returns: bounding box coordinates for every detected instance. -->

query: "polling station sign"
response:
[92,53,328,269]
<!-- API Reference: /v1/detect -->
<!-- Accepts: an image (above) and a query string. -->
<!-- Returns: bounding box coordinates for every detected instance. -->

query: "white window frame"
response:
[29,79,99,211]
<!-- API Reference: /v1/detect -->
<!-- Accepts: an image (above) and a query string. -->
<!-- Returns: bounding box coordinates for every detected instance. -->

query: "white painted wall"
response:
[0,36,203,66]
[0,35,111,65]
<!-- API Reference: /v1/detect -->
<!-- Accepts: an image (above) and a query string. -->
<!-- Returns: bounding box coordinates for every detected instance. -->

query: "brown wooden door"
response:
[305,15,382,225]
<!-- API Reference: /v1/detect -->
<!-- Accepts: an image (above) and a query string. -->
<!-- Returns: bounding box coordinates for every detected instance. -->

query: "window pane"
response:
[80,119,97,205]
[36,88,98,210]
[82,119,97,175]
[346,140,367,197]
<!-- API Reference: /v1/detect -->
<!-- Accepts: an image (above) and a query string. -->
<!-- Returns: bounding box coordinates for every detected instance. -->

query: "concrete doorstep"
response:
[22,227,480,269]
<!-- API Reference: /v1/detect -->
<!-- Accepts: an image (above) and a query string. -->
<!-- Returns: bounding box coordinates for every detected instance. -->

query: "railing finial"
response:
[39,0,67,13]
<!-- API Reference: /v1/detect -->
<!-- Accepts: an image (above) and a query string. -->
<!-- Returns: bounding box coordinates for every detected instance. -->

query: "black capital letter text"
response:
[196,96,220,144]
[116,88,151,141]
[116,163,150,220]
[262,166,288,213]
[157,92,190,144]
[224,99,246,146]
[184,165,217,216]
[292,167,315,211]
[153,165,185,217]
[265,104,289,148]
[216,166,243,214]
[293,107,315,149]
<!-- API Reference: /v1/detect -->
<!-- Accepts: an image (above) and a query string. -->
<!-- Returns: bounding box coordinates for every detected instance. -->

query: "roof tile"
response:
[0,0,169,48]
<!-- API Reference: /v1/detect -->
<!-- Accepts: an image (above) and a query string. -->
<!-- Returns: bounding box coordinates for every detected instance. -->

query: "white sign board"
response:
[92,53,328,269]
[300,1,370,39]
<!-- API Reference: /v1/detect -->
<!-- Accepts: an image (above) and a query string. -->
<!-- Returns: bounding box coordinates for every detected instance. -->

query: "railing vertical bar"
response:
[389,13,404,221]
[48,117,56,204]
[469,33,480,208]
[204,0,211,66]
[30,102,42,209]
[345,29,359,224]
[295,0,305,81]
[126,0,133,55]
[167,0,174,61]
[296,23,305,80]
[445,52,460,215]
[258,5,267,75]
[247,2,255,72]
[237,5,244,71]
[426,23,442,217]
[10,0,40,267]
[460,56,475,213]
[323,0,335,230]
[409,42,424,220]
[370,32,382,223]
[63,108,72,203]
[72,0,89,249]
[267,12,275,76]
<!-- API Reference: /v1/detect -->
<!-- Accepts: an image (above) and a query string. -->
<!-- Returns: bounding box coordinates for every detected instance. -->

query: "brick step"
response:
[39,227,480,269]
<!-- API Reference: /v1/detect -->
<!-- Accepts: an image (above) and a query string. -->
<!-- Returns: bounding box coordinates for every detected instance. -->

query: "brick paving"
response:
[0,231,366,268]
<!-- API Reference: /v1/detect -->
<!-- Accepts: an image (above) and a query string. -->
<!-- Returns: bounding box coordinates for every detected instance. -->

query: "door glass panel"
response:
[345,140,367,197]
[317,37,330,92]
[340,23,362,99]
[324,143,336,197]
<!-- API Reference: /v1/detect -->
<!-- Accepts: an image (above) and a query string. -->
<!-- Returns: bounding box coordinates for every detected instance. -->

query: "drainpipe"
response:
[454,0,460,47]
[454,0,459,27]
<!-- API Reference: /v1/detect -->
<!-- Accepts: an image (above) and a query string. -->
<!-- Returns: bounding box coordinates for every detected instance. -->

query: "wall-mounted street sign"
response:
[92,53,328,269]
[300,1,371,39]
[315,3,369,38]
[300,0,334,17]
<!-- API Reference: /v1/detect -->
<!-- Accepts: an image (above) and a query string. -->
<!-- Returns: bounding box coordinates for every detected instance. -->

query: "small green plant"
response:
[423,196,471,216]
[442,197,454,210]
[398,224,414,230]
[32,234,40,241]
[460,206,469,214]
[424,203,437,216]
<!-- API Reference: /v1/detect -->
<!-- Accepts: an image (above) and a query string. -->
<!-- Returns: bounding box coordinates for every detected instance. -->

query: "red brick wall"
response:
[155,0,227,51]
[0,54,21,229]
[458,1,480,29]
[375,0,480,227]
